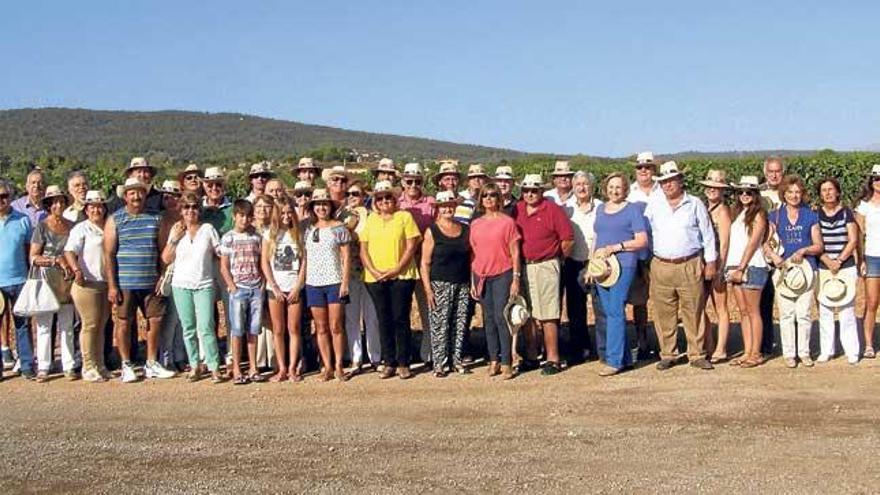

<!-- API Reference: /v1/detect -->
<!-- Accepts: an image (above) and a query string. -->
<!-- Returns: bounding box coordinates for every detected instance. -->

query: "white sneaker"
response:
[145,360,175,379]
[120,363,138,383]
[847,356,860,365]
[82,368,106,383]
[816,354,832,363]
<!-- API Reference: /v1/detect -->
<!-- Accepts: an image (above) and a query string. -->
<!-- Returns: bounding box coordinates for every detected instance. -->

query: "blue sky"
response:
[1,1,878,156]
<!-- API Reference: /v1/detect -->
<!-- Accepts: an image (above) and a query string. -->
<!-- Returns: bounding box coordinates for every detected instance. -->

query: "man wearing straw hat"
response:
[294,157,322,185]
[107,157,164,215]
[514,173,574,375]
[245,161,274,203]
[493,165,518,216]
[372,158,399,184]
[644,161,717,370]
[544,160,577,209]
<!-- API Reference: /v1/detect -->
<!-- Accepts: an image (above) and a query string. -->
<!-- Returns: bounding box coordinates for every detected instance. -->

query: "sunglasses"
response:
[294,192,312,198]
[330,176,348,183]
[521,188,540,195]
[635,165,654,171]
[482,192,500,199]
[184,174,200,181]
[204,182,223,189]
[182,204,199,211]
[403,179,422,186]
[376,195,394,203]
[346,191,362,197]
[252,174,271,180]
[872,176,880,183]
[739,190,756,196]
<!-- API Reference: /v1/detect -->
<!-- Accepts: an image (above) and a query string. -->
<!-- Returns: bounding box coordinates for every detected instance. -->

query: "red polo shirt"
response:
[514,198,574,262]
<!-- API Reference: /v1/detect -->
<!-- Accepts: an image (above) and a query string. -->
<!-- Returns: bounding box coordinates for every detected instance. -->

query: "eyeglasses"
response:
[521,188,540,195]
[294,192,311,198]
[184,174,200,181]
[376,195,394,203]
[346,191,362,197]
[403,179,422,186]
[182,204,199,211]
[482,192,500,199]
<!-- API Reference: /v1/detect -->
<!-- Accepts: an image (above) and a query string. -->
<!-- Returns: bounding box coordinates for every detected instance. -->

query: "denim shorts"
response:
[227,287,264,338]
[305,284,340,308]
[865,256,880,278]
[726,266,769,290]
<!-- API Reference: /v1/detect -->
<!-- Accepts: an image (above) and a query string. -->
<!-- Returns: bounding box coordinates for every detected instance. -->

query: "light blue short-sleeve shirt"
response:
[0,210,33,286]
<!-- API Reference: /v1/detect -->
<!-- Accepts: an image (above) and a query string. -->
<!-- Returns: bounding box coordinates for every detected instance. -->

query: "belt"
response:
[653,252,700,264]
[525,257,558,265]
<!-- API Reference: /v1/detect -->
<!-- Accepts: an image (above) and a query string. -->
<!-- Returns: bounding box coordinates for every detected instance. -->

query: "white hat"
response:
[249,161,273,177]
[295,157,321,171]
[493,165,514,180]
[42,185,67,205]
[203,167,225,182]
[321,165,351,183]
[431,162,461,185]
[180,164,202,177]
[158,180,182,195]
[467,163,488,178]
[699,169,729,189]
[587,255,621,288]
[551,160,574,176]
[83,190,108,205]
[870,164,880,177]
[503,295,531,335]
[773,259,815,299]
[519,173,547,189]
[373,180,395,197]
[654,161,684,182]
[122,177,148,193]
[733,175,761,190]
[372,158,397,176]
[435,190,458,205]
[817,266,857,308]
[308,188,332,204]
[635,151,656,165]
[293,180,314,192]
[402,162,424,178]
[127,156,153,172]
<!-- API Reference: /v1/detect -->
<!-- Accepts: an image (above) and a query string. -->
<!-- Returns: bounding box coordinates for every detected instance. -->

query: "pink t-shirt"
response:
[469,215,521,277]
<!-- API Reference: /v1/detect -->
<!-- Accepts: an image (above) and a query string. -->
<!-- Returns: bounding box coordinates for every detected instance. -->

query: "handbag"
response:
[158,263,174,297]
[13,266,61,317]
[43,265,73,304]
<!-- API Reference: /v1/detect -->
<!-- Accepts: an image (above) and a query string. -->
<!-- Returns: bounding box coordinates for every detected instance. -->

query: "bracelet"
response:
[619,242,625,252]
[513,271,521,277]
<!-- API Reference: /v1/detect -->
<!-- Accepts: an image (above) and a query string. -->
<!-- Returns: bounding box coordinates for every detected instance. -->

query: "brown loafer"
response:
[398,366,413,380]
[487,361,501,377]
[689,358,714,370]
[500,365,516,380]
[379,366,395,379]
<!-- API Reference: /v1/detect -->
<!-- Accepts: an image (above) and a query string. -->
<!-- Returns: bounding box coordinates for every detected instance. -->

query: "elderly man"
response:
[449,164,488,225]
[245,161,274,202]
[625,151,661,361]
[0,180,36,379]
[11,168,47,226]
[107,157,164,214]
[323,165,351,205]
[644,162,717,370]
[514,174,574,375]
[104,177,175,382]
[759,156,785,356]
[493,165,518,215]
[63,170,89,223]
[294,157,321,185]
[544,160,576,208]
[201,167,233,235]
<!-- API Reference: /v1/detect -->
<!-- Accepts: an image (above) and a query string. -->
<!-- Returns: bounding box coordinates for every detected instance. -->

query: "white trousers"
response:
[818,301,859,359]
[345,277,380,364]
[777,290,814,359]
[35,304,77,372]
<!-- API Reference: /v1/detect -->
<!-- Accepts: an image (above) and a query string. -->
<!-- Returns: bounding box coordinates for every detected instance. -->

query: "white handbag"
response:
[13,267,61,317]
[158,263,174,297]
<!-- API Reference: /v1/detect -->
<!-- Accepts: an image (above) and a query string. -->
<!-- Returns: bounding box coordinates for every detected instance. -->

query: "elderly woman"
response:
[161,192,224,383]
[763,175,823,368]
[590,173,648,376]
[420,191,471,377]
[725,177,769,368]
[360,181,421,380]
[262,197,306,382]
[178,164,203,195]
[699,170,732,363]
[816,177,859,364]
[157,180,187,372]
[64,190,112,382]
[856,166,880,359]
[469,182,521,379]
[303,189,351,381]
[292,181,314,227]
[31,186,78,381]
[342,181,380,374]
[564,171,602,364]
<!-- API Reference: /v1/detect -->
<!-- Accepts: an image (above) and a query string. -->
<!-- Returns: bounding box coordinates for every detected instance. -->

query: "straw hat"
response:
[587,255,621,288]
[699,169,729,189]
[654,161,684,182]
[493,165,514,181]
[402,162,424,178]
[121,177,148,193]
[551,160,574,176]
[868,164,880,177]
[83,190,108,205]
[321,165,351,183]
[180,163,202,178]
[467,163,488,178]
[635,151,656,166]
[772,259,815,299]
[293,180,314,192]
[295,157,321,171]
[817,266,857,308]
[373,180,396,198]
[372,158,398,176]
[126,156,155,173]
[203,167,225,183]
[158,180,182,195]
[733,175,761,190]
[519,174,548,190]
[307,188,332,205]
[249,161,274,177]
[503,294,531,335]
[435,190,458,206]
[41,185,67,205]
[431,162,461,186]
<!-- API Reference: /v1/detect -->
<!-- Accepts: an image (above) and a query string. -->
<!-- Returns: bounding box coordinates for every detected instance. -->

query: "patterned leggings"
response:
[428,280,470,372]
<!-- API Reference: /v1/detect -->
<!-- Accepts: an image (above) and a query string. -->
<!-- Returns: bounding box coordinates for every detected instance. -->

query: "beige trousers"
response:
[71,281,109,372]
[649,256,707,360]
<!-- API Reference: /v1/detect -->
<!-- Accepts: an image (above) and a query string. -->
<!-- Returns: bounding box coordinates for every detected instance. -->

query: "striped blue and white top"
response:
[114,209,162,290]
[818,207,855,268]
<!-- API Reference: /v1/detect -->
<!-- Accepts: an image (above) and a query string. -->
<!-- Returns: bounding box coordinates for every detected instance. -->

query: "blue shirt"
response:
[0,210,33,286]
[11,196,47,227]
[772,205,819,270]
[113,209,162,290]
[594,202,647,268]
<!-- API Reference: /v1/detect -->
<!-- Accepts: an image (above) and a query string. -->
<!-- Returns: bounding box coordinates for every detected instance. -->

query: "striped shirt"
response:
[818,207,855,268]
[114,209,161,290]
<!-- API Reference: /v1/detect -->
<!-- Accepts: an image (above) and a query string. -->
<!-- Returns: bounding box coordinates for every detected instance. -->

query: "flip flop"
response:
[249,373,268,383]
[232,375,250,385]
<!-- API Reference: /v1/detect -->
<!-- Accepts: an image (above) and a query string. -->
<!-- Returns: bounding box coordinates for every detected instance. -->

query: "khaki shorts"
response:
[522,258,561,321]
[627,258,650,305]
[120,288,166,320]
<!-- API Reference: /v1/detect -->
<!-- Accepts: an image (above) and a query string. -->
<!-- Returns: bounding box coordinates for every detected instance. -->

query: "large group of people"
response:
[0,152,877,384]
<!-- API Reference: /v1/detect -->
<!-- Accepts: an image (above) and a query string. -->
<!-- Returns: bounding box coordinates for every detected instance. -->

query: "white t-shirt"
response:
[626,182,661,204]
[727,212,767,269]
[63,220,105,282]
[857,200,880,257]
[171,224,220,290]
[263,229,302,292]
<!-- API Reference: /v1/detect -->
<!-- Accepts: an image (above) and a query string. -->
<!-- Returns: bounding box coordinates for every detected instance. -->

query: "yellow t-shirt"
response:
[360,210,421,282]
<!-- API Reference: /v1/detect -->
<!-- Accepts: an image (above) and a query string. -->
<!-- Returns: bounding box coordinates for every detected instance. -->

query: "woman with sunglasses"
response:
[262,197,306,382]
[156,180,189,373]
[178,164,203,195]
[855,165,880,359]
[726,177,769,368]
[699,170,732,363]
[292,181,314,228]
[469,182,521,379]
[161,192,225,383]
[360,181,421,379]
[341,181,381,375]
[31,186,78,381]
[303,189,351,381]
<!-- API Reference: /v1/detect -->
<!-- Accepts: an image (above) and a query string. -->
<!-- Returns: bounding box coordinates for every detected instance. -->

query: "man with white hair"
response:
[11,168,47,226]
[759,156,785,356]
[493,165,518,215]
[63,170,89,223]
[544,160,577,209]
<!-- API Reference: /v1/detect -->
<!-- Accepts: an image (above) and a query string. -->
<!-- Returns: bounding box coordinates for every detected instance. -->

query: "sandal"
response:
[210,372,225,384]
[739,358,758,369]
[290,373,303,383]
[335,369,349,382]
[269,372,288,383]
[864,347,876,359]
[232,375,250,385]
[709,354,728,364]
[454,364,472,375]
[249,373,268,383]
[36,371,49,383]
[433,370,447,378]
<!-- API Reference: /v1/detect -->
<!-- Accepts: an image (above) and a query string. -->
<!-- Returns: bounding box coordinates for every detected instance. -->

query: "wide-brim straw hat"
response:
[587,254,621,288]
[699,170,729,189]
[467,163,488,178]
[122,177,148,193]
[179,163,203,179]
[127,156,155,174]
[372,158,398,176]
[307,188,333,205]
[868,164,880,177]
[817,266,857,308]
[732,175,761,190]
[83,190,108,205]
[772,259,815,299]
[518,174,549,190]
[402,162,424,178]
[493,165,514,181]
[202,167,226,183]
[635,151,656,166]
[295,157,321,171]
[321,165,352,183]
[372,180,397,199]
[41,185,68,206]
[158,180,182,196]
[434,190,458,206]
[503,294,531,334]
[431,163,461,185]
[249,161,274,178]
[550,160,574,176]
[654,161,684,182]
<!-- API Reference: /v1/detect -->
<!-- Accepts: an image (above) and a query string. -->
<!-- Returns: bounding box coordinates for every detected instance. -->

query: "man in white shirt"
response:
[63,170,89,224]
[544,160,577,209]
[564,171,601,363]
[758,156,785,356]
[644,162,717,370]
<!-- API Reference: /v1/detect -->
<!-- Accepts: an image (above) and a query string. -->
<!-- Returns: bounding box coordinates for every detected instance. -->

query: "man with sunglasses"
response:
[178,164,203,196]
[758,156,785,357]
[625,151,662,362]
[514,174,574,375]
[245,161,274,203]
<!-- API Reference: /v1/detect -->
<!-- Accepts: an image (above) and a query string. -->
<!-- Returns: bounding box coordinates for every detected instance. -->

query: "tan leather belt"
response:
[653,252,700,264]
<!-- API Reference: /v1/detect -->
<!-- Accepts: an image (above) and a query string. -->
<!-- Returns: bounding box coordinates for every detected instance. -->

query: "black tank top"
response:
[429,223,471,284]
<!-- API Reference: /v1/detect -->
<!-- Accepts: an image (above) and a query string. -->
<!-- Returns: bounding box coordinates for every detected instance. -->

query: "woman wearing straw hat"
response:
[178,164,203,196]
[815,177,859,364]
[699,170,732,363]
[855,164,880,359]
[763,175,823,368]
[64,190,113,382]
[726,176,770,368]
[589,173,648,376]
[157,180,188,372]
[30,185,79,381]
[291,181,314,227]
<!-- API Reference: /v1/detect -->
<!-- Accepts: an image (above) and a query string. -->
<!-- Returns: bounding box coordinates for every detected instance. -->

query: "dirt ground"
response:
[0,353,877,494]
